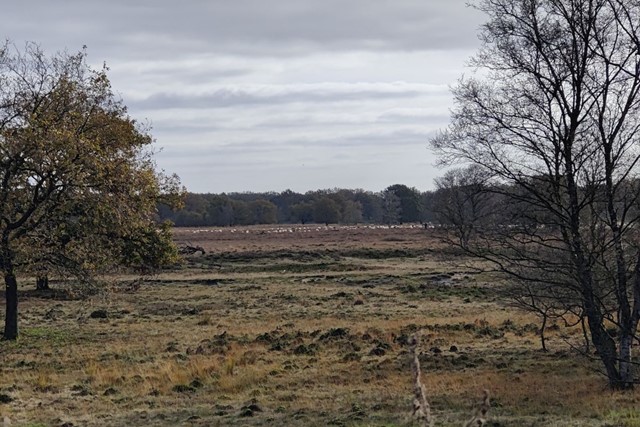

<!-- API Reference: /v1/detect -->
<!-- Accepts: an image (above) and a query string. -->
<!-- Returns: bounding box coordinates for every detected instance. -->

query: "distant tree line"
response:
[158,184,438,227]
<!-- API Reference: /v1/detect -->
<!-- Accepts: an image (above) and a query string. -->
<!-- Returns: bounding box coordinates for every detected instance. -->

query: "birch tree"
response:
[431,0,640,389]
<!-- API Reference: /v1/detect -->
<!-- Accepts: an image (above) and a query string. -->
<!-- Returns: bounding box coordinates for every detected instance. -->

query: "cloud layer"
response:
[2,1,485,192]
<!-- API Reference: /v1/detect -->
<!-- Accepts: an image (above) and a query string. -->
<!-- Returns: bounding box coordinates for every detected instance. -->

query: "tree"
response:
[230,199,253,225]
[174,193,208,226]
[118,221,181,274]
[250,199,278,224]
[433,165,495,249]
[271,189,304,223]
[381,189,401,225]
[291,201,315,224]
[23,158,183,287]
[342,200,363,224]
[353,190,384,223]
[205,194,233,226]
[0,42,180,340]
[419,190,437,224]
[431,0,640,389]
[386,184,423,223]
[313,197,341,225]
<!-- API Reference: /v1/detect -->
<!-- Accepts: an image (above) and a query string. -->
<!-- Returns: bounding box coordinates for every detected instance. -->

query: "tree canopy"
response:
[160,187,439,227]
[0,42,181,340]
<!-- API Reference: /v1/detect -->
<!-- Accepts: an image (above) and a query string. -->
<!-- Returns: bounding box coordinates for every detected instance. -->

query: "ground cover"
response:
[1,225,638,426]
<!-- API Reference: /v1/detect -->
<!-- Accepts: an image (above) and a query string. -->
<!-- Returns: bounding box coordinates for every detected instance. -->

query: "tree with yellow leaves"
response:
[0,42,182,340]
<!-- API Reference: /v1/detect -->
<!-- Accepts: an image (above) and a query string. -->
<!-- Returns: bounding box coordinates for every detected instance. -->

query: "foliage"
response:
[381,189,401,225]
[162,187,436,226]
[385,184,422,223]
[313,197,341,225]
[290,201,315,224]
[120,221,180,273]
[0,42,181,340]
[249,199,278,224]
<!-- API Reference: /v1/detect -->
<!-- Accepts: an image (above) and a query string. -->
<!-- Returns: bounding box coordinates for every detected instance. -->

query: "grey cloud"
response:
[159,128,435,160]
[298,128,437,149]
[151,122,223,136]
[129,84,440,110]
[110,64,251,87]
[3,1,484,60]
[2,1,475,193]
[156,134,440,193]
[377,110,450,125]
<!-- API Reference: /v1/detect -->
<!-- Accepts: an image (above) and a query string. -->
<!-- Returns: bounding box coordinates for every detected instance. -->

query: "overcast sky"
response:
[2,1,485,193]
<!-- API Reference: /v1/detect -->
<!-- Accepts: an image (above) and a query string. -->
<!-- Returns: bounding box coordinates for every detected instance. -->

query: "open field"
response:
[1,224,640,426]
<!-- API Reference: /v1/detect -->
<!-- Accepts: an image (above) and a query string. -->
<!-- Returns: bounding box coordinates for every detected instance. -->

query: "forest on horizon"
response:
[158,184,437,227]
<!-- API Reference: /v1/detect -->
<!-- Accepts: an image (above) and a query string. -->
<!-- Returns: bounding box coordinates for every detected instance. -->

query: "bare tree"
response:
[431,0,640,389]
[433,165,495,249]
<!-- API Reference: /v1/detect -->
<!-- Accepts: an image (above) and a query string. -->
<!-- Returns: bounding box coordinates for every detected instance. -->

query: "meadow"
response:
[0,224,638,426]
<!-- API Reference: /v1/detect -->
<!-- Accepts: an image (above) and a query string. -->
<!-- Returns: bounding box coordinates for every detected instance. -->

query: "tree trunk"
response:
[539,312,548,352]
[586,310,622,389]
[36,275,49,291]
[618,333,634,389]
[622,253,640,389]
[581,315,590,353]
[3,273,18,340]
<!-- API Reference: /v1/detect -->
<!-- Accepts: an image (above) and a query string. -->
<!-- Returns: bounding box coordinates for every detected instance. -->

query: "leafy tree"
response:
[431,0,640,389]
[206,195,234,226]
[313,197,341,225]
[175,193,208,226]
[386,184,423,223]
[354,190,384,223]
[25,174,182,290]
[119,221,180,274]
[271,189,304,223]
[419,190,437,223]
[230,199,253,225]
[0,42,180,340]
[381,189,401,225]
[250,199,278,224]
[342,200,363,224]
[291,201,315,224]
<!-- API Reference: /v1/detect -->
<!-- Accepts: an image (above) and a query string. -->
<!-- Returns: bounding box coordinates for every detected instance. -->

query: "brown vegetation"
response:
[0,225,638,426]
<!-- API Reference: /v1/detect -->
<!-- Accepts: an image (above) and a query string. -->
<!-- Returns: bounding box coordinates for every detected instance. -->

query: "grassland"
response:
[1,224,639,426]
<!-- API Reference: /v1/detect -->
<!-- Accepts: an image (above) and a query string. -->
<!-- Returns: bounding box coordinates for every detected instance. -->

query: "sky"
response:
[2,1,485,194]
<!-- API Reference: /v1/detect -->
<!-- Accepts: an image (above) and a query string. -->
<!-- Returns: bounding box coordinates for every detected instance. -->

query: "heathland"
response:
[1,225,638,426]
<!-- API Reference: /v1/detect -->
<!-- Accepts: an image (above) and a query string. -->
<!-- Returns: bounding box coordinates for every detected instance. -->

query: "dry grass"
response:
[0,224,639,426]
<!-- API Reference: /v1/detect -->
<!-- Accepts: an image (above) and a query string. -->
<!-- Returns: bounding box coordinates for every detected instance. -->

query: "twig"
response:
[464,389,490,427]
[410,334,433,427]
